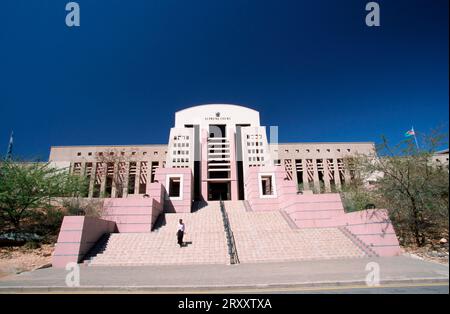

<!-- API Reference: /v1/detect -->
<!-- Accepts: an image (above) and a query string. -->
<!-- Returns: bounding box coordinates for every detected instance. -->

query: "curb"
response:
[0,277,448,293]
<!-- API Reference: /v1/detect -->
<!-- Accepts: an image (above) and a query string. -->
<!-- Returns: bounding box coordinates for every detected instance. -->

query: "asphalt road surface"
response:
[278,283,449,294]
[16,282,445,294]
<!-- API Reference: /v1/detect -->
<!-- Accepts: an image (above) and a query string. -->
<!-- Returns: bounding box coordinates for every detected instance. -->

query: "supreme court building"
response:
[49,104,374,201]
[51,104,402,268]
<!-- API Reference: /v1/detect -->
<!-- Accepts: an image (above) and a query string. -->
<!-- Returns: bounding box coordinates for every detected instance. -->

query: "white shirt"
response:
[178,223,185,232]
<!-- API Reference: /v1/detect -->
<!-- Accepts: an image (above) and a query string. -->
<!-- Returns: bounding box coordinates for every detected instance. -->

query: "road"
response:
[9,282,445,294]
[272,283,449,294]
[1,256,447,294]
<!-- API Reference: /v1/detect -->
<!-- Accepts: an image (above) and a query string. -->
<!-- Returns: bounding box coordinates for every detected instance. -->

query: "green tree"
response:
[353,130,449,247]
[0,160,88,229]
[340,176,377,213]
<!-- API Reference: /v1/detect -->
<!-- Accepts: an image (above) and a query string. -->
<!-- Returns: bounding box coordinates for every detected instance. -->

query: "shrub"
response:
[61,198,104,218]
[23,240,41,250]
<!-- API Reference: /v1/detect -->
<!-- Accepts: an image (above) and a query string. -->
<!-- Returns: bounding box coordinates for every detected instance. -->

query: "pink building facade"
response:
[51,104,401,267]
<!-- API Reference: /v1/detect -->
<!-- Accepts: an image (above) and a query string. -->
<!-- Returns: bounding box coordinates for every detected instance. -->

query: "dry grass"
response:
[0,244,54,278]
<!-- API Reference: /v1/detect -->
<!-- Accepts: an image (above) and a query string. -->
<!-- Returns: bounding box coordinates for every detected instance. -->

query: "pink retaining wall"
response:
[102,183,164,232]
[53,183,165,267]
[154,167,193,213]
[333,209,401,256]
[244,166,402,257]
[52,216,116,268]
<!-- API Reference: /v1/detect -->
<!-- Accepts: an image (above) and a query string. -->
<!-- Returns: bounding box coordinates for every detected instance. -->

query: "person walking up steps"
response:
[177,219,185,248]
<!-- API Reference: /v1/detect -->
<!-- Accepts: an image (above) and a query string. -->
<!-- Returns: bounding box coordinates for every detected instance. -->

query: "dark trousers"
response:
[177,230,184,246]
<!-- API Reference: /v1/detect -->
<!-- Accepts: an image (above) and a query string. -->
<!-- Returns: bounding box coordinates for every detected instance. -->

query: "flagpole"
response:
[412,126,420,150]
[5,131,13,161]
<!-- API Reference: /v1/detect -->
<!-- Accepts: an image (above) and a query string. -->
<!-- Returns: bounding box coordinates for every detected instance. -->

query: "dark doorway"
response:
[185,124,201,201]
[208,182,230,201]
[168,177,181,198]
[235,124,250,200]
[209,124,226,138]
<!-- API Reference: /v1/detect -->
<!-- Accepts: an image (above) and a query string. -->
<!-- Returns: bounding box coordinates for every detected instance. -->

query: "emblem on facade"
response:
[215,112,220,118]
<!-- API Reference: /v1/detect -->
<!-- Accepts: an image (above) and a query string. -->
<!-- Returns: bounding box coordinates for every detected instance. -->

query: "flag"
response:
[5,131,13,160]
[404,129,415,137]
[405,127,420,149]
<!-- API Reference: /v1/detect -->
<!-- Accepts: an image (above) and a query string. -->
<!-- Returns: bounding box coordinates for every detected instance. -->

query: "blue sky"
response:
[0,0,448,160]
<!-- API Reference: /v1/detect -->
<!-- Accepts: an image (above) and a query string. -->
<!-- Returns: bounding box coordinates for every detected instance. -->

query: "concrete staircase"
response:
[85,200,368,266]
[225,201,367,263]
[86,202,229,266]
[338,226,379,258]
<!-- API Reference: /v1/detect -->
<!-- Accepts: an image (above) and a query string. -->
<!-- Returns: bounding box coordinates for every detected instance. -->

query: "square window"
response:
[258,173,277,198]
[166,175,183,200]
[77,152,82,156]
[169,177,181,198]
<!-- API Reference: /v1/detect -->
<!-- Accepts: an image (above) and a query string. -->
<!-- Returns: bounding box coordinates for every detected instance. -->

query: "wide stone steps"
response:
[225,202,367,263]
[87,204,229,266]
[86,200,368,266]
